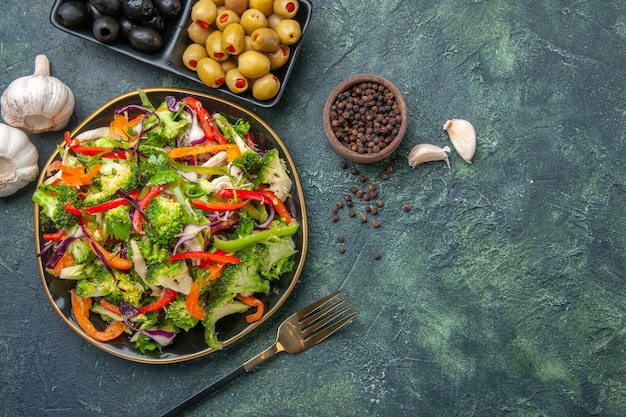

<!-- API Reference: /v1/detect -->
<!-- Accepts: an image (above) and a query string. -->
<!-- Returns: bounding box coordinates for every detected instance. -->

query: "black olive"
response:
[57,1,90,28]
[143,12,165,32]
[89,0,122,16]
[92,15,120,43]
[122,0,154,21]
[153,0,181,20]
[118,17,137,39]
[128,26,162,53]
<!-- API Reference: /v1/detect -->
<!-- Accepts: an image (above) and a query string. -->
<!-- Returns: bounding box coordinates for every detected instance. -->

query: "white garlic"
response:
[0,123,39,197]
[443,119,476,163]
[1,55,75,134]
[408,144,451,168]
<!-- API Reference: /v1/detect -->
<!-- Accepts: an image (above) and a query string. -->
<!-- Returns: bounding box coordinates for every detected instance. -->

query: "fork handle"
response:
[161,366,246,417]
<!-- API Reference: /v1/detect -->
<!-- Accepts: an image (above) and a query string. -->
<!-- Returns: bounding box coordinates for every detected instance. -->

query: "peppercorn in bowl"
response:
[323,74,407,164]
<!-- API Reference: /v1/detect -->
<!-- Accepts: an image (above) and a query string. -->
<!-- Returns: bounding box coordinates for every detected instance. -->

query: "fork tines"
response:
[297,290,357,346]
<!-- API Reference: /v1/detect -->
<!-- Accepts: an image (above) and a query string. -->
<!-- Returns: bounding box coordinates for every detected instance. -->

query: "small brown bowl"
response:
[323,74,408,164]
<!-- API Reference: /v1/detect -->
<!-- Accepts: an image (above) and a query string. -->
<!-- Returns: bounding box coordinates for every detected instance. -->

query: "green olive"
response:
[237,50,271,78]
[215,10,240,31]
[250,27,279,52]
[252,73,280,100]
[249,0,273,16]
[221,22,245,55]
[182,43,209,71]
[196,57,226,88]
[220,58,238,73]
[274,18,300,45]
[225,68,250,94]
[267,44,290,69]
[272,0,299,19]
[191,0,218,25]
[240,8,268,35]
[187,21,214,44]
[267,13,283,29]
[211,0,225,5]
[224,0,248,15]
[206,30,228,61]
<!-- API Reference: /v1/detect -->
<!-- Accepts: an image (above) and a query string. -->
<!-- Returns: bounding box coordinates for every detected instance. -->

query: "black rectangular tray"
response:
[50,0,312,108]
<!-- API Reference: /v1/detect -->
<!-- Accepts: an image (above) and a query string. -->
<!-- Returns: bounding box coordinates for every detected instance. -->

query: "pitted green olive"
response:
[215,10,240,31]
[252,73,280,100]
[240,8,268,35]
[196,57,226,88]
[206,30,228,61]
[182,43,208,71]
[187,20,213,44]
[249,0,273,16]
[274,18,300,45]
[221,23,245,55]
[191,0,218,26]
[225,69,250,94]
[267,44,290,69]
[237,50,270,78]
[272,0,298,18]
[250,27,279,52]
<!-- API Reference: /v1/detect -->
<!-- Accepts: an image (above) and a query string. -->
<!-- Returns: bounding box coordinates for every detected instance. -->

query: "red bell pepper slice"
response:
[169,251,241,265]
[182,97,229,144]
[137,288,179,314]
[99,299,121,315]
[257,185,293,225]
[64,201,83,215]
[191,198,251,212]
[84,189,139,215]
[215,188,273,205]
[133,184,166,234]
[42,229,67,241]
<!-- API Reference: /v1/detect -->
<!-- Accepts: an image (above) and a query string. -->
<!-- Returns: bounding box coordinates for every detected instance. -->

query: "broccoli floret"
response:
[128,238,170,268]
[213,113,264,176]
[166,295,199,331]
[143,100,189,148]
[258,236,296,280]
[255,148,293,201]
[218,246,271,296]
[67,238,94,265]
[203,295,249,349]
[104,204,133,241]
[145,261,193,295]
[117,273,147,306]
[83,160,140,207]
[137,145,179,186]
[75,262,119,299]
[32,184,81,229]
[144,196,184,247]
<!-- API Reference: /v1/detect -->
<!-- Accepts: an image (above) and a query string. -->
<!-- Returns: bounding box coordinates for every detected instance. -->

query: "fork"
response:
[161,289,357,417]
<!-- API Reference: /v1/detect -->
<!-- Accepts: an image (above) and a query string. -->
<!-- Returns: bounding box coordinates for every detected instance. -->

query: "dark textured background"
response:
[1,1,626,416]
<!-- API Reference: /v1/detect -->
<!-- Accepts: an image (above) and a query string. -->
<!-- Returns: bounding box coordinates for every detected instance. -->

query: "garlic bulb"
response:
[443,119,476,163]
[408,144,451,168]
[0,123,39,197]
[1,55,75,134]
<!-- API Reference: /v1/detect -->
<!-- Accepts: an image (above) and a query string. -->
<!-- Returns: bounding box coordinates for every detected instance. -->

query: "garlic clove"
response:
[1,55,75,134]
[443,119,476,163]
[0,123,39,197]
[408,143,451,168]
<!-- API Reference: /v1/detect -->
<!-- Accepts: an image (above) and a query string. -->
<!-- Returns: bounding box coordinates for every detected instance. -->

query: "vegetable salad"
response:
[35,91,299,354]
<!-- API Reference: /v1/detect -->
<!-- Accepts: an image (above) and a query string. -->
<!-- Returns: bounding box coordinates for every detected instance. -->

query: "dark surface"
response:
[1,1,626,416]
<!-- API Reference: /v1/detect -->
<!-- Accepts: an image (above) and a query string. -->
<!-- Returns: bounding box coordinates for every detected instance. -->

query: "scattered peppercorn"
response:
[350,186,357,194]
[365,206,372,213]
[331,214,339,222]
[359,214,367,223]
[385,166,393,173]
[381,173,389,180]
[355,189,364,197]
[343,194,352,202]
[363,193,371,201]
[340,161,348,169]
[349,209,356,217]
[359,175,366,182]
[351,167,359,175]
[339,247,345,254]
[367,183,376,192]
[337,235,345,243]
[370,207,378,215]
[374,252,381,260]
[401,203,410,212]
[375,200,383,208]
[372,220,381,228]
[336,201,344,209]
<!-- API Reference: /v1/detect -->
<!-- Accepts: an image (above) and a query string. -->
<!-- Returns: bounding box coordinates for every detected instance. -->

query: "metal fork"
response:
[162,289,357,417]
